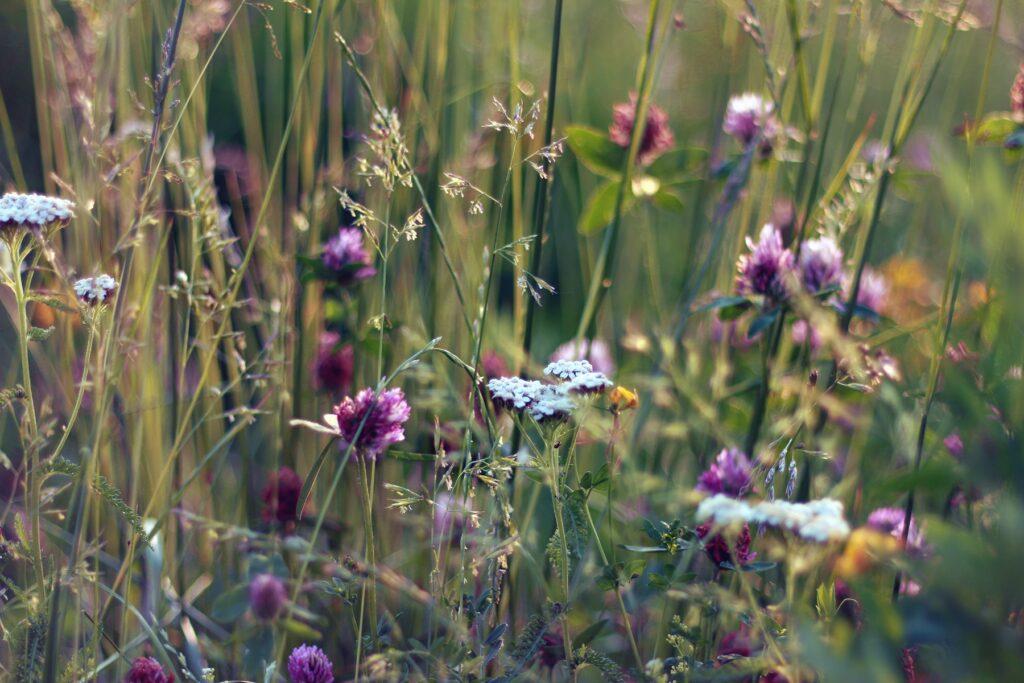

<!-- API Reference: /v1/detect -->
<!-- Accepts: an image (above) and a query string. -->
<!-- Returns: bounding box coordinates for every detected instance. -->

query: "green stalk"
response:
[574,0,665,342]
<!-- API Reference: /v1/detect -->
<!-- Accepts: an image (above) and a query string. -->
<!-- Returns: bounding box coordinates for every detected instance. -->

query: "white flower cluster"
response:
[487,377,576,423]
[0,193,75,230]
[487,377,544,410]
[73,274,118,306]
[543,359,593,381]
[697,494,850,543]
[566,371,613,395]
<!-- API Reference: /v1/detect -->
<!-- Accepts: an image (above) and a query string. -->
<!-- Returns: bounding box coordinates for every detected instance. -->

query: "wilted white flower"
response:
[543,359,593,381]
[73,274,118,306]
[0,192,75,233]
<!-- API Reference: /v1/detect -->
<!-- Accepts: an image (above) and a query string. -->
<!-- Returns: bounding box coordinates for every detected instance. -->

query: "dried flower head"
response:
[0,192,75,235]
[312,332,354,394]
[543,359,593,381]
[736,224,795,300]
[608,94,676,165]
[249,573,288,620]
[799,236,844,295]
[261,466,305,526]
[124,657,173,683]
[322,227,376,284]
[287,644,334,683]
[696,448,752,498]
[332,387,411,459]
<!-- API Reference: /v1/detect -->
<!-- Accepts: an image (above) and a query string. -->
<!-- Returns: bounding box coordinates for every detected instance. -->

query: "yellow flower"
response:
[834,527,901,578]
[609,386,639,413]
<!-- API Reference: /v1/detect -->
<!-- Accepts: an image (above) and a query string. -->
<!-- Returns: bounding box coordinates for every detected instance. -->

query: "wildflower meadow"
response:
[1,0,1023,681]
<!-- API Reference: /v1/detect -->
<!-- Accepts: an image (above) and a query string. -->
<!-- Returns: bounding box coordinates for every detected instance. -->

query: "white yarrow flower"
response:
[543,359,593,381]
[73,274,118,306]
[0,193,75,231]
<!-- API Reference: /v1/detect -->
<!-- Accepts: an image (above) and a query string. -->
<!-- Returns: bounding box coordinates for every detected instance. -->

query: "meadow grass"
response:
[0,0,1023,681]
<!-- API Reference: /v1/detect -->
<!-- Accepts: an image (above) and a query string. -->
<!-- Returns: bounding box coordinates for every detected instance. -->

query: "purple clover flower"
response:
[333,388,411,459]
[799,236,844,295]
[696,448,752,498]
[287,644,334,683]
[867,507,928,556]
[849,265,887,315]
[1012,62,1024,116]
[322,227,376,284]
[248,573,288,620]
[311,331,354,394]
[261,466,304,526]
[723,93,777,146]
[608,94,676,166]
[124,657,173,683]
[735,224,795,301]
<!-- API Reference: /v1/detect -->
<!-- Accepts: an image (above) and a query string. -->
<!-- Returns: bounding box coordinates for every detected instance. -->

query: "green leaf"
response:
[579,180,636,234]
[281,618,322,641]
[26,292,76,314]
[651,188,685,213]
[296,437,340,520]
[623,558,647,582]
[747,309,779,339]
[210,584,251,622]
[645,147,708,181]
[699,295,752,321]
[566,125,627,178]
[620,544,670,553]
[972,113,1020,143]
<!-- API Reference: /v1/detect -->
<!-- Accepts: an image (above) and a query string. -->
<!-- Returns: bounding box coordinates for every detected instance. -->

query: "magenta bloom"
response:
[124,657,173,683]
[697,448,752,498]
[550,338,615,376]
[333,388,411,458]
[249,573,288,620]
[287,644,334,683]
[723,93,776,146]
[798,236,844,295]
[696,522,756,567]
[867,507,928,556]
[322,227,376,283]
[608,94,675,165]
[736,224,795,301]
[261,466,305,526]
[312,332,354,394]
[848,265,887,315]
[943,433,964,459]
[1011,62,1024,116]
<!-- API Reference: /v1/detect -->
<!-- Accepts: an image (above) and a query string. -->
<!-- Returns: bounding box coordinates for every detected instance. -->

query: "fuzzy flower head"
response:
[249,573,287,620]
[550,338,615,375]
[287,644,334,683]
[311,331,354,394]
[73,274,118,307]
[867,507,928,556]
[0,192,75,235]
[321,227,376,283]
[261,466,305,526]
[697,448,752,498]
[799,236,844,295]
[332,387,411,459]
[608,94,676,165]
[736,224,795,300]
[723,93,776,146]
[696,521,756,566]
[124,657,173,683]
